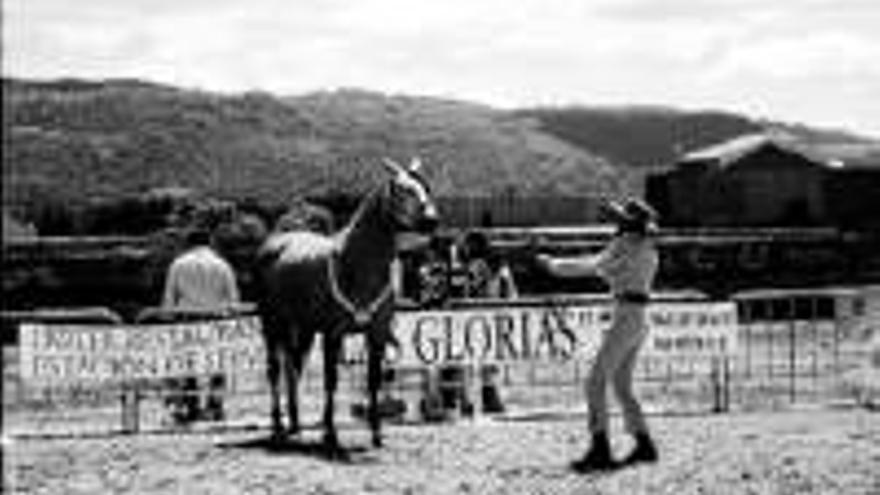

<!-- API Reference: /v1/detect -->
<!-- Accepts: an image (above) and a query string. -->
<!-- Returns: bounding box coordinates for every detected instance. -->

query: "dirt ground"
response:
[4,408,878,495]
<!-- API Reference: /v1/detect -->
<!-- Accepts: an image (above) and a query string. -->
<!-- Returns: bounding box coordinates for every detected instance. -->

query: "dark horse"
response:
[254,157,438,451]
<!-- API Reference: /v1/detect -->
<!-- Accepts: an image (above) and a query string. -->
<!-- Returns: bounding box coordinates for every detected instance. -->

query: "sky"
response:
[4,0,880,137]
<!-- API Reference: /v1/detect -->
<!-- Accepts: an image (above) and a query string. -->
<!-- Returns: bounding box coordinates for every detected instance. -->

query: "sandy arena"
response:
[4,408,878,494]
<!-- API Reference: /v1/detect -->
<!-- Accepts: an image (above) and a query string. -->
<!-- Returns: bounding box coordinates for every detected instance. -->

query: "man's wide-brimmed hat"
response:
[603,197,659,233]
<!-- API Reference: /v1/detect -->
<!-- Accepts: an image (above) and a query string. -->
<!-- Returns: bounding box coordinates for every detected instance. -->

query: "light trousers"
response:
[586,301,649,435]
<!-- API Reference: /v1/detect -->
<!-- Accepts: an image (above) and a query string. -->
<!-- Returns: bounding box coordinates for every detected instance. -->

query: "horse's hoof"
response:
[321,436,348,460]
[325,446,350,462]
[322,433,340,450]
[371,435,383,448]
[270,430,286,444]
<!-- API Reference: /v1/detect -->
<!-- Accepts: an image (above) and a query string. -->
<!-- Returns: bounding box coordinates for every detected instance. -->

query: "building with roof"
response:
[647,132,880,228]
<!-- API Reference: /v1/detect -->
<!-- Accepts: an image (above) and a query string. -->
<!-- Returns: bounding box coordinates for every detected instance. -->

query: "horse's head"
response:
[381,157,439,234]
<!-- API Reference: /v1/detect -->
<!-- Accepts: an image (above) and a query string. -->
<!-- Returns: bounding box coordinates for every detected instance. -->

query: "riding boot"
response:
[571,432,617,472]
[621,431,658,465]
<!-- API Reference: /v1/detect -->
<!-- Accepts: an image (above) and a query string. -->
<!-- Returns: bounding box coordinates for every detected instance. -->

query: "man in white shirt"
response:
[537,198,660,472]
[163,230,240,310]
[162,227,240,423]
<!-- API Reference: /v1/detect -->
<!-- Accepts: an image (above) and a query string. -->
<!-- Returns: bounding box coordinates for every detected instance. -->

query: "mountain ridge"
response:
[4,77,878,216]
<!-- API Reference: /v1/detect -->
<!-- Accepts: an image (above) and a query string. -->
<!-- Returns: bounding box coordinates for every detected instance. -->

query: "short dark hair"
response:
[185,227,212,246]
[464,230,490,258]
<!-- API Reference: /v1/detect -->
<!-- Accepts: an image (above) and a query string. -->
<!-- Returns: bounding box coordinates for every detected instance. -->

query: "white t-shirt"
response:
[162,246,240,310]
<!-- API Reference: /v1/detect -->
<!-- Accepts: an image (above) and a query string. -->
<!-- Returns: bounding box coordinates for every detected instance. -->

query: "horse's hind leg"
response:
[265,341,284,441]
[320,333,342,451]
[284,327,315,437]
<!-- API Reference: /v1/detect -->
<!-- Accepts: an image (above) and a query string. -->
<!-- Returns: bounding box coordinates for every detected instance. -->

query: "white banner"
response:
[18,302,737,384]
[19,316,265,384]
[355,301,738,366]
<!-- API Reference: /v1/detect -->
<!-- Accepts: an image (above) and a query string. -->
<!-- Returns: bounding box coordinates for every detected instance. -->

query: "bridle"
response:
[387,169,433,231]
[326,252,393,327]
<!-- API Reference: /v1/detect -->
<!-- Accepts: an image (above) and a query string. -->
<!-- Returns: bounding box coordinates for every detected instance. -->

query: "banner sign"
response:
[360,301,738,367]
[18,302,737,384]
[19,316,264,384]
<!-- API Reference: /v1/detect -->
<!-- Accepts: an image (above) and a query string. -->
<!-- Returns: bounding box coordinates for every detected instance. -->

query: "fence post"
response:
[768,318,774,379]
[789,317,797,404]
[743,302,752,379]
[711,356,722,413]
[120,385,140,434]
[722,355,731,412]
[471,362,485,420]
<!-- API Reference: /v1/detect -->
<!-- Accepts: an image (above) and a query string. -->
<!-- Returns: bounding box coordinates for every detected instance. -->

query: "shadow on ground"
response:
[215,435,377,464]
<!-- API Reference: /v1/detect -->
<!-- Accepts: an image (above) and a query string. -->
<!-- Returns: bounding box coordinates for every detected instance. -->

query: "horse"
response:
[254,157,439,452]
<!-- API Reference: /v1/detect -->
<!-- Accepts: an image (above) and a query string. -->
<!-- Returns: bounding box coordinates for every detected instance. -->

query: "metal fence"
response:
[728,287,878,410]
[436,195,602,227]
[3,288,877,439]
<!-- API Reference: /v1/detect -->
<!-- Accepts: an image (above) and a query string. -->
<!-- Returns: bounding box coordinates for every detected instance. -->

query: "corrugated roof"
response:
[680,131,880,170]
[680,132,799,168]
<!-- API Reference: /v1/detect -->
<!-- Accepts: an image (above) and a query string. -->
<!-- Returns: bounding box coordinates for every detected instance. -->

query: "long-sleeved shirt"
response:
[547,234,658,295]
[162,246,240,310]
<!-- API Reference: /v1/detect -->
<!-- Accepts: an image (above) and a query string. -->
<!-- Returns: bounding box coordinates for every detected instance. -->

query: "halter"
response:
[327,252,393,327]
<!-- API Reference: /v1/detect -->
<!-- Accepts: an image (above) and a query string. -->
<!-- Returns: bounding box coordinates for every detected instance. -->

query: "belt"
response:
[615,292,650,304]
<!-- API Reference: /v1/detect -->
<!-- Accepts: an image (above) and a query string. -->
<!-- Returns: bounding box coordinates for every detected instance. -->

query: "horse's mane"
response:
[259,183,389,265]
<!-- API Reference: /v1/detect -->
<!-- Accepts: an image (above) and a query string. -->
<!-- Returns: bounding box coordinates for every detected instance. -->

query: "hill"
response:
[2,79,626,215]
[5,77,878,230]
[519,105,880,170]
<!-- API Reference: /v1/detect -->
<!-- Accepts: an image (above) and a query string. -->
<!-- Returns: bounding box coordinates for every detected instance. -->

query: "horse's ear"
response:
[408,156,423,173]
[382,157,405,176]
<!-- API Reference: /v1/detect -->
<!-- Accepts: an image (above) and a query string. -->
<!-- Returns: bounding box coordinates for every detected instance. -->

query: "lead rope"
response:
[542,295,574,335]
[327,254,393,327]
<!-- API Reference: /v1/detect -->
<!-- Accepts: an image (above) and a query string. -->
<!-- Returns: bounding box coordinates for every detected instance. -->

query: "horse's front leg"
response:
[283,351,301,438]
[265,344,284,441]
[321,333,342,452]
[367,338,385,448]
[286,328,314,438]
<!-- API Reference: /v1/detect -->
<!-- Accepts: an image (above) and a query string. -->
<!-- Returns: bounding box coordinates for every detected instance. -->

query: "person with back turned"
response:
[536,197,660,472]
[162,225,241,424]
